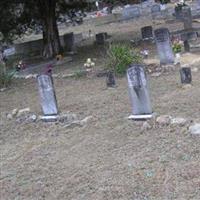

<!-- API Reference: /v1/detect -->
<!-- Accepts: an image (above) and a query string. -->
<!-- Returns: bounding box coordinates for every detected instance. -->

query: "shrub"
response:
[105,43,143,75]
[0,62,15,88]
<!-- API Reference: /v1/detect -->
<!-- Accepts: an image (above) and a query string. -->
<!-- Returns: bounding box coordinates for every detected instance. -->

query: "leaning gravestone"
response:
[37,75,59,121]
[154,28,175,65]
[141,26,154,40]
[180,67,192,84]
[127,64,153,119]
[122,6,140,20]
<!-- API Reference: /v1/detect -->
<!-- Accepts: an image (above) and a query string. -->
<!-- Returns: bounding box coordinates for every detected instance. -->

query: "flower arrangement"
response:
[172,38,183,54]
[175,0,187,11]
[84,58,95,68]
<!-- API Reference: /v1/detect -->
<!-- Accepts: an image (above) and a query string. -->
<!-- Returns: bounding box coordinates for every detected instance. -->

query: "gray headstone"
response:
[96,32,108,44]
[37,75,58,116]
[180,67,192,84]
[61,32,74,52]
[184,40,190,52]
[182,6,192,30]
[181,32,198,41]
[197,0,200,9]
[3,47,16,57]
[122,6,140,20]
[141,26,154,40]
[151,4,161,18]
[151,4,161,13]
[154,28,175,65]
[127,64,152,115]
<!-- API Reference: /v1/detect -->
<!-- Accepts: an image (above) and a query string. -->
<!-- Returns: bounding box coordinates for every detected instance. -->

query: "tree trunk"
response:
[38,0,62,58]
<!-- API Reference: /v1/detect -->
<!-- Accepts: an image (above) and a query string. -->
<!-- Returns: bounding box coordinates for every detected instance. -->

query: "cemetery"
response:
[1,0,200,199]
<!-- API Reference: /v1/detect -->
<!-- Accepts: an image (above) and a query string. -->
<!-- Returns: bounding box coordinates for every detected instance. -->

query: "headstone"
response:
[180,67,192,84]
[61,32,74,52]
[184,40,190,52]
[37,75,59,120]
[154,28,175,65]
[181,32,198,41]
[141,26,154,40]
[151,4,161,19]
[106,71,116,87]
[96,32,109,44]
[127,64,153,119]
[122,6,140,20]
[196,0,200,9]
[181,6,192,30]
[3,47,16,57]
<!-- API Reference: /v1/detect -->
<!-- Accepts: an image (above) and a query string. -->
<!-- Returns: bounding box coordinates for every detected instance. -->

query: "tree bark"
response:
[37,0,62,58]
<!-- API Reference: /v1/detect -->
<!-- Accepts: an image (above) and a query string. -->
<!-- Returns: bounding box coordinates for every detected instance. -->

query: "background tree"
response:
[0,0,89,58]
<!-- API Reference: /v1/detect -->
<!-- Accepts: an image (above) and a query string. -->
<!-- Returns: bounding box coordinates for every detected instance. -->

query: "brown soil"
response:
[1,16,200,200]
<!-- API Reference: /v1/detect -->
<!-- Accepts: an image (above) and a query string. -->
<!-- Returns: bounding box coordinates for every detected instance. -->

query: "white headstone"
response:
[37,75,58,116]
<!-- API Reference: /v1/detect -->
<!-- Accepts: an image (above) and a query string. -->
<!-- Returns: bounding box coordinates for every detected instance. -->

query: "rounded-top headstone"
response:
[37,75,58,116]
[141,26,153,40]
[154,28,170,42]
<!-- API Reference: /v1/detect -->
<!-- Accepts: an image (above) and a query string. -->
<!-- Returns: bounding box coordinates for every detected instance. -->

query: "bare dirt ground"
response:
[1,16,200,200]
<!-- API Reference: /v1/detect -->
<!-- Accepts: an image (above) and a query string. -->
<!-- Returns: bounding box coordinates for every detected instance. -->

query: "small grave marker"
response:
[106,71,116,87]
[154,28,175,65]
[37,75,59,121]
[122,6,140,20]
[180,67,192,84]
[96,32,108,44]
[184,40,190,52]
[141,26,154,40]
[127,64,153,119]
[62,32,74,52]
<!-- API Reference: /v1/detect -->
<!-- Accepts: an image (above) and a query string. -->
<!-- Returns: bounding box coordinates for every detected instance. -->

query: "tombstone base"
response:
[40,115,59,122]
[128,114,154,120]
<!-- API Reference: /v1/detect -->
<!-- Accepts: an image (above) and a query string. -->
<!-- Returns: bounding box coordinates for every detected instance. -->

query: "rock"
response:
[162,64,176,73]
[182,84,192,89]
[141,121,152,132]
[27,114,37,123]
[16,113,37,123]
[25,74,37,79]
[156,115,171,126]
[189,124,200,135]
[7,113,13,120]
[171,117,188,126]
[191,67,198,72]
[11,109,18,117]
[64,121,82,128]
[0,88,6,92]
[17,108,31,117]
[80,116,93,126]
[52,74,60,78]
[62,73,74,78]
[151,72,161,77]
[58,113,78,123]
